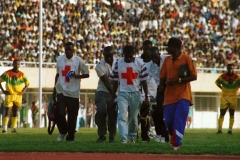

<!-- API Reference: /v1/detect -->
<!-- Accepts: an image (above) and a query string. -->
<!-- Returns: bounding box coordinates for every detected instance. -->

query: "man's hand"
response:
[166,78,178,86]
[52,87,57,98]
[71,71,76,78]
[158,85,164,92]
[3,90,10,95]
[18,91,24,95]
[140,97,150,117]
[109,94,117,109]
[143,97,150,107]
[110,100,117,109]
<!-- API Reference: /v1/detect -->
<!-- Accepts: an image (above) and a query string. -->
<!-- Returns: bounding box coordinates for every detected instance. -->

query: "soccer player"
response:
[0,60,29,133]
[215,63,240,134]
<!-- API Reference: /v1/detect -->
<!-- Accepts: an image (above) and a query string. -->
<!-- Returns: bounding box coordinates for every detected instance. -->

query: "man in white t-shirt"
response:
[94,46,118,143]
[53,42,89,142]
[110,45,149,143]
[148,47,169,143]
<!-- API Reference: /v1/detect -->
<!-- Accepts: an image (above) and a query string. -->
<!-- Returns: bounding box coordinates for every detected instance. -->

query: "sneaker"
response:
[142,138,150,142]
[165,135,169,142]
[121,141,127,144]
[216,130,222,134]
[172,145,180,150]
[160,137,166,143]
[57,133,66,142]
[148,130,156,138]
[154,135,161,142]
[2,130,6,133]
[11,129,17,133]
[66,135,74,142]
[228,130,232,134]
[109,137,115,143]
[129,139,135,143]
[96,135,106,143]
[66,139,74,143]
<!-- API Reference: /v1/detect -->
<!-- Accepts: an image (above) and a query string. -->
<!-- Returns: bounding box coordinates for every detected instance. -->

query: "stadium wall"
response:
[0,67,224,92]
[0,67,239,129]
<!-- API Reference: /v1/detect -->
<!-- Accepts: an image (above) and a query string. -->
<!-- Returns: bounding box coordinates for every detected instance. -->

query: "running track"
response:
[0,152,239,160]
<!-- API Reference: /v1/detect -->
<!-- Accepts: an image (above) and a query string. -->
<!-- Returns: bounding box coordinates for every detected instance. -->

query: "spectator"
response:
[31,101,39,128]
[0,0,239,71]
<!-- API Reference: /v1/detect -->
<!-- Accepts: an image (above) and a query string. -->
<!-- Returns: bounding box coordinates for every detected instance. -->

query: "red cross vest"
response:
[57,55,81,92]
[117,57,148,92]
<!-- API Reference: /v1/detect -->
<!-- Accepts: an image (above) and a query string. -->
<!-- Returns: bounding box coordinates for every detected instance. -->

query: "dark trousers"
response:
[95,91,117,139]
[140,114,150,140]
[57,93,79,140]
[41,111,47,127]
[140,102,150,141]
[152,91,169,140]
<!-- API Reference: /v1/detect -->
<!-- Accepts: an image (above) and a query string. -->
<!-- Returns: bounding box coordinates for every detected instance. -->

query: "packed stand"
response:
[0,0,240,72]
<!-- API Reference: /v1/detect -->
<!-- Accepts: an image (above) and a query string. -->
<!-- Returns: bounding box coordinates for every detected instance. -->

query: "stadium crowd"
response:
[0,0,240,70]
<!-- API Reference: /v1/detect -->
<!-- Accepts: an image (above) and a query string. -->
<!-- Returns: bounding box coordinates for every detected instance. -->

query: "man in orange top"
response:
[159,37,197,150]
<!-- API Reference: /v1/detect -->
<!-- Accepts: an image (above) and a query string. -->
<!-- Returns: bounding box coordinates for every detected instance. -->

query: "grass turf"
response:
[0,128,239,155]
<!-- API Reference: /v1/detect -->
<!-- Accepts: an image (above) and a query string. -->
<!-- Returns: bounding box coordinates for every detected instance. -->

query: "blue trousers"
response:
[117,91,141,142]
[164,99,189,147]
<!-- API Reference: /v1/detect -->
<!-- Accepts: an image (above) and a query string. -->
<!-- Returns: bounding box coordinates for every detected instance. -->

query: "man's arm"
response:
[158,78,166,92]
[216,84,222,90]
[72,59,90,79]
[0,82,10,95]
[72,73,90,79]
[100,75,113,95]
[215,78,222,90]
[112,81,118,100]
[19,84,29,95]
[141,80,149,105]
[52,73,59,97]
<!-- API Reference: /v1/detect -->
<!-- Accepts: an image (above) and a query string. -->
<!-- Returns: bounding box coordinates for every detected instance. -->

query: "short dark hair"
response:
[165,37,182,49]
[150,47,159,54]
[103,46,113,54]
[227,63,234,68]
[13,59,19,63]
[142,40,152,46]
[64,42,74,47]
[123,45,134,55]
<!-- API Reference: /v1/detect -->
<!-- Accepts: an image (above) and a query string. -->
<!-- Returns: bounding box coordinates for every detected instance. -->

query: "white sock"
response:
[3,126,7,131]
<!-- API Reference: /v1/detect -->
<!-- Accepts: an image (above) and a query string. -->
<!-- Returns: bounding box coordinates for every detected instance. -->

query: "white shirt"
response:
[95,59,115,93]
[55,55,89,98]
[110,57,148,92]
[145,54,170,97]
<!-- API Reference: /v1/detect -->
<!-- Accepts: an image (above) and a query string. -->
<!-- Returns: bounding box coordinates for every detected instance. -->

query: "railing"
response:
[0,61,97,69]
[0,61,232,73]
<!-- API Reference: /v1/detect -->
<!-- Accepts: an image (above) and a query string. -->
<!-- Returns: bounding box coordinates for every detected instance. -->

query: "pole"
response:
[38,0,43,128]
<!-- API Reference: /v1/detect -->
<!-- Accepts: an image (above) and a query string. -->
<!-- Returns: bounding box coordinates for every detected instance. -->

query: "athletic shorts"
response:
[220,95,237,110]
[4,94,22,108]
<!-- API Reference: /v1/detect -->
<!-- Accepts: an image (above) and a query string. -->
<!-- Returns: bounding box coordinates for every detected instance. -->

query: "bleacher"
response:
[0,0,240,71]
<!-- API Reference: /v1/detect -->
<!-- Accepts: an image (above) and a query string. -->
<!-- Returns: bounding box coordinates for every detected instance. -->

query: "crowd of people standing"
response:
[0,0,240,70]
